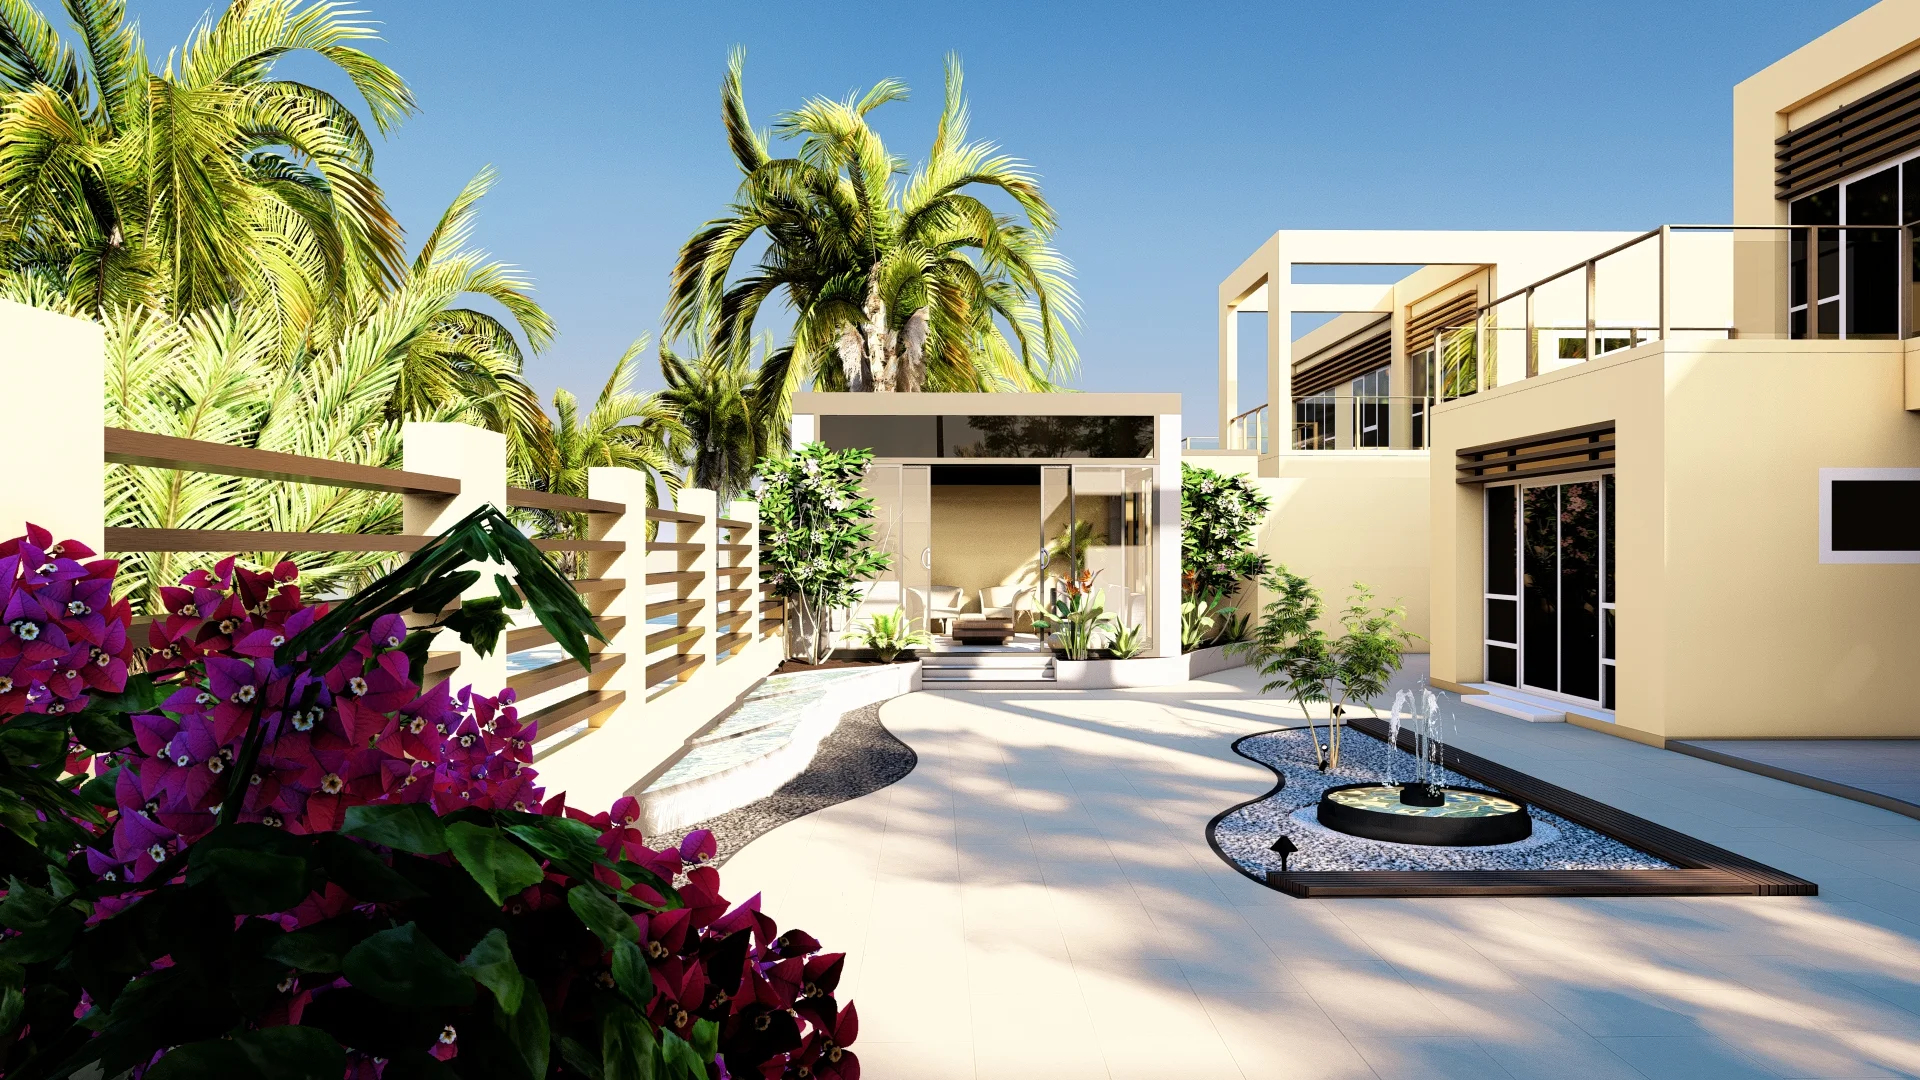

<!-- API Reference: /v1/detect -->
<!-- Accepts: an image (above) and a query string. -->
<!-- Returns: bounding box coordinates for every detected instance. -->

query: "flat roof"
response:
[792,391,1180,416]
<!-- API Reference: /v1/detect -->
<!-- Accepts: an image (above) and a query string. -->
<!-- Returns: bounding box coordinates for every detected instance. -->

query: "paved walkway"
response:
[719,662,1920,1079]
[1670,739,1920,817]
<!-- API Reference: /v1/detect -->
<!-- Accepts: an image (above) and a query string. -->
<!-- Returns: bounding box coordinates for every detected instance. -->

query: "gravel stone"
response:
[1210,727,1674,875]
[653,702,915,867]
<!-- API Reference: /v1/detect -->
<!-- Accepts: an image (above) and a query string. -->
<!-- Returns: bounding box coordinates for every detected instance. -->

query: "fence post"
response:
[677,488,719,681]
[3,303,103,551]
[402,422,508,698]
[585,467,647,724]
[730,499,762,643]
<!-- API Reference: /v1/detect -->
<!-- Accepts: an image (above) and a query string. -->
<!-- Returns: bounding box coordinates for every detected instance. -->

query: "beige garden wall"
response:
[1432,337,1920,742]
[929,485,1038,611]
[1193,450,1432,648]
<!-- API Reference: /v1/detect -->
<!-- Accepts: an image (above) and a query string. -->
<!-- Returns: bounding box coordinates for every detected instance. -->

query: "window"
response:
[1820,468,1920,563]
[1788,161,1908,340]
[821,415,1154,458]
[1486,473,1615,708]
[1352,366,1389,447]
[1293,394,1334,449]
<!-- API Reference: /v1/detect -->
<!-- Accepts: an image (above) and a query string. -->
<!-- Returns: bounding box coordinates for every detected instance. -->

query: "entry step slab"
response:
[1461,684,1566,723]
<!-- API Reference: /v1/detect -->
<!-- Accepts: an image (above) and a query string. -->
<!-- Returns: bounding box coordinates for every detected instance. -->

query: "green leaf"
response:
[265,930,346,973]
[689,1018,718,1062]
[460,927,524,1013]
[446,822,545,906]
[78,763,119,807]
[310,833,425,902]
[558,1035,605,1080]
[342,803,449,854]
[409,569,482,617]
[499,974,550,1079]
[601,1003,659,1080]
[659,1030,706,1080]
[502,814,607,873]
[84,673,163,714]
[341,923,476,1007]
[147,1027,346,1080]
[0,726,67,768]
[185,824,312,914]
[445,595,511,657]
[69,712,135,753]
[567,885,639,947]
[610,937,652,1008]
[0,878,81,962]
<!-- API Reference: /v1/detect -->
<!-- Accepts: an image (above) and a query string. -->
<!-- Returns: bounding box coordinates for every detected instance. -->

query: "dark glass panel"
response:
[1603,473,1615,605]
[1790,230,1807,312]
[941,416,1153,458]
[1486,485,1517,595]
[1791,307,1808,339]
[1559,481,1601,702]
[820,414,938,457]
[1906,160,1920,224]
[1847,226,1901,338]
[1830,480,1920,550]
[1522,486,1559,691]
[1847,167,1899,224]
[1487,599,1517,644]
[1791,188,1839,225]
[1818,231,1841,307]
[1487,645,1518,688]
[1604,608,1615,661]
[1818,298,1839,336]
[1604,664,1616,710]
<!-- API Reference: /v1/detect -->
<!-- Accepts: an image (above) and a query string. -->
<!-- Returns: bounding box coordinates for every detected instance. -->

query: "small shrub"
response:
[856,607,929,662]
[758,443,892,665]
[1180,463,1271,603]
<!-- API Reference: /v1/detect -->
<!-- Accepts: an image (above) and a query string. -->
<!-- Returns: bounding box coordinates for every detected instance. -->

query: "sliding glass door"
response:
[1486,473,1615,709]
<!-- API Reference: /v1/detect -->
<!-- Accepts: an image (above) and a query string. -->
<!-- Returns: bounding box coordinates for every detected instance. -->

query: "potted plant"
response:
[757,443,893,666]
[856,607,930,662]
[1032,575,1116,661]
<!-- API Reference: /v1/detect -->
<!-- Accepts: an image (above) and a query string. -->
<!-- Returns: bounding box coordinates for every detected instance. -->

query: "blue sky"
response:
[136,0,1875,435]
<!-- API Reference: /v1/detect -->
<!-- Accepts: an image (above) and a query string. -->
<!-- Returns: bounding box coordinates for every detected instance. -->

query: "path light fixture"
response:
[1269,835,1298,873]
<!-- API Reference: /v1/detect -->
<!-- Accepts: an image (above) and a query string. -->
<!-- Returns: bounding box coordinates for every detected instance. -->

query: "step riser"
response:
[1462,695,1564,723]
[924,671,1055,682]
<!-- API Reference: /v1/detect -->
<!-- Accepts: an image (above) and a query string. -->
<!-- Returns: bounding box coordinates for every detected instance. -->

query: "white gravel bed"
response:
[1211,727,1675,874]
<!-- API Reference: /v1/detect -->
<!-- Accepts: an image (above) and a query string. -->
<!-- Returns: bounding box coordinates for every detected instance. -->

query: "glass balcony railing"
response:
[1439,223,1919,398]
[1226,404,1269,454]
[1291,395,1435,450]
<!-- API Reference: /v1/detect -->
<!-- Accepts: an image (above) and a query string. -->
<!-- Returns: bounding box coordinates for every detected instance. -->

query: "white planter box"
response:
[1049,645,1247,689]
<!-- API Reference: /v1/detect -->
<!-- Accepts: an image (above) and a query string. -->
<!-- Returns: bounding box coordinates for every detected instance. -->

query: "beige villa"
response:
[1211,0,1920,745]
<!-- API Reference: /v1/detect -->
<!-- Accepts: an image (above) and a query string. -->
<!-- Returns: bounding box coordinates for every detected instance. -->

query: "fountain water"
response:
[1314,679,1532,846]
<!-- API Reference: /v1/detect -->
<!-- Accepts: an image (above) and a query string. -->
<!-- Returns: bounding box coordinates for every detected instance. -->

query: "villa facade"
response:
[1218,0,1920,744]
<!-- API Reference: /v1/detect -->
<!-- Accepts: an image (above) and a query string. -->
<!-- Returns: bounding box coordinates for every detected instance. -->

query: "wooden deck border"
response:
[1207,717,1817,899]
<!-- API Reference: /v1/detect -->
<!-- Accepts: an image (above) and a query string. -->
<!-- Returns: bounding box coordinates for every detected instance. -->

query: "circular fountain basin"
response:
[1316,783,1532,846]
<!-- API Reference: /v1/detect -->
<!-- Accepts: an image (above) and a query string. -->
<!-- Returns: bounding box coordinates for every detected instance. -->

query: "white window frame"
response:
[1819,467,1920,563]
[1515,469,1614,711]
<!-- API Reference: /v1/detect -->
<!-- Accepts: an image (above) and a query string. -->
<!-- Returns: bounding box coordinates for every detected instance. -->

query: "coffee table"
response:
[951,617,1016,645]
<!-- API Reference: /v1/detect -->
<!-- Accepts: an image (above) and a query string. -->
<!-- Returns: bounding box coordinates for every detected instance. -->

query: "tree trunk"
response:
[862,263,896,392]
[898,307,929,391]
[837,325,869,392]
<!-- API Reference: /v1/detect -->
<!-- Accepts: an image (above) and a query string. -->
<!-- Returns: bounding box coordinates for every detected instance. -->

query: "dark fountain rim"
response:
[1202,717,1820,898]
[1315,781,1533,847]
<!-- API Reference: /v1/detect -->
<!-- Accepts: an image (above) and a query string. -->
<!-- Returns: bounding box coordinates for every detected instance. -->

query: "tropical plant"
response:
[1032,579,1114,661]
[100,175,554,610]
[1211,606,1253,647]
[1181,463,1271,603]
[856,607,929,662]
[1232,565,1336,768]
[521,340,686,572]
[1107,621,1146,660]
[657,330,786,506]
[0,516,861,1080]
[758,443,892,665]
[1324,583,1420,768]
[1181,590,1224,653]
[1036,518,1096,586]
[667,52,1078,396]
[0,0,410,325]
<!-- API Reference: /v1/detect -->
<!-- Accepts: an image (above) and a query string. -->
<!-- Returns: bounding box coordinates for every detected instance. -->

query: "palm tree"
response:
[521,340,686,573]
[656,332,787,505]
[100,179,558,610]
[0,0,411,326]
[666,52,1078,396]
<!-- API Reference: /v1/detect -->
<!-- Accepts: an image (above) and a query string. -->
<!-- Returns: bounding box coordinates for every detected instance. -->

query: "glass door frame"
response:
[1485,469,1615,711]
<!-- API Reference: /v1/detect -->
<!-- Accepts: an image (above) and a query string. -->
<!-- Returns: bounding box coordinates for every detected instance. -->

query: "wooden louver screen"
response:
[1293,330,1390,398]
[1777,67,1920,201]
[1456,421,1615,485]
[1405,292,1480,359]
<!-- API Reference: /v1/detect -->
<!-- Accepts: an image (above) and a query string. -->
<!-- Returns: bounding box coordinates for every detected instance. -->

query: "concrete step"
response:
[922,655,1055,670]
[1461,690,1565,723]
[923,665,1055,682]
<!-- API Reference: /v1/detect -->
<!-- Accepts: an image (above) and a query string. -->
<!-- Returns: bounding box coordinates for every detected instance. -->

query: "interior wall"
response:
[930,486,1038,614]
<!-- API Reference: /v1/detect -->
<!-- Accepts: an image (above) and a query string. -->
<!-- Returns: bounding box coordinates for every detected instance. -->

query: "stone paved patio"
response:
[719,661,1920,1079]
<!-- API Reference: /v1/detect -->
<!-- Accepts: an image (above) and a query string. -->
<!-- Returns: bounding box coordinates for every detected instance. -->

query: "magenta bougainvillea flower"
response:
[0,530,860,1079]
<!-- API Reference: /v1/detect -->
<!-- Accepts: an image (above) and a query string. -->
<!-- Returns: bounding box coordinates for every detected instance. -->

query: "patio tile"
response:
[1596,1036,1781,1078]
[850,1042,976,1079]
[1195,992,1377,1079]
[1348,1036,1511,1080]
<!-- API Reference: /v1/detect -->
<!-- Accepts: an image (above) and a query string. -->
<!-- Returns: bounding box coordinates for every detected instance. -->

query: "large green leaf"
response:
[445,822,545,906]
[185,825,313,914]
[68,712,136,753]
[610,937,652,1008]
[310,833,424,901]
[340,923,476,1008]
[567,885,639,947]
[459,928,523,1013]
[341,803,449,855]
[601,1003,658,1080]
[147,1025,346,1080]
[659,1031,707,1080]
[499,974,550,1079]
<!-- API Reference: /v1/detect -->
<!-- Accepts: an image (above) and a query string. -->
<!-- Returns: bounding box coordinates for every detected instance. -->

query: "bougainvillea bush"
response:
[0,512,859,1080]
[1179,463,1272,603]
